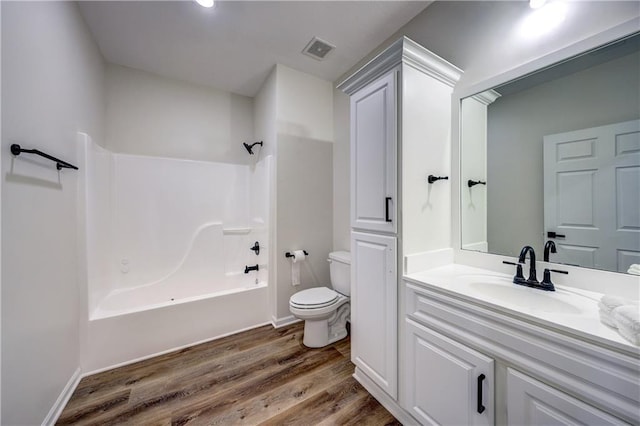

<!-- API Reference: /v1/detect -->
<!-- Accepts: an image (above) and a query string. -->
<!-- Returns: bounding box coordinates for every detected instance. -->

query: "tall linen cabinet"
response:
[338,37,462,418]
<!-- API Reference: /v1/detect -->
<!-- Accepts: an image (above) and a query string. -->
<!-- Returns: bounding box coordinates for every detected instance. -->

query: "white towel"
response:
[598,295,638,329]
[627,264,640,275]
[612,305,640,346]
[599,308,617,328]
[598,295,632,314]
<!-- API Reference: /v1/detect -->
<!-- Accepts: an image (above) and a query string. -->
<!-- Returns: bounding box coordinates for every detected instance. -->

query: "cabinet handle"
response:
[477,373,486,414]
[385,197,392,222]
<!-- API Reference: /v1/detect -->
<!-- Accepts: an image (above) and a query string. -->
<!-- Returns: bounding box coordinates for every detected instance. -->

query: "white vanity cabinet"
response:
[351,231,397,397]
[350,71,397,234]
[403,277,640,426]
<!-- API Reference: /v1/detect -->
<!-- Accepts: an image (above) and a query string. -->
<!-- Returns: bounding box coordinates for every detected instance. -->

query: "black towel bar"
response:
[11,144,78,170]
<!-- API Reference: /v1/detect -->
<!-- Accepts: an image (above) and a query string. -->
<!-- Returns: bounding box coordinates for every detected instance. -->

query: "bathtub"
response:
[84,277,269,373]
[91,273,266,320]
[78,135,273,373]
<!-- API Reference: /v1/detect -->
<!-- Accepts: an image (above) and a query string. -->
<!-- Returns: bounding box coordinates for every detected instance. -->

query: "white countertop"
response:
[404,264,639,355]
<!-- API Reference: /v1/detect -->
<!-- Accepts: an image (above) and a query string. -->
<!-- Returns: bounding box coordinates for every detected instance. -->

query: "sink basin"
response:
[459,275,584,315]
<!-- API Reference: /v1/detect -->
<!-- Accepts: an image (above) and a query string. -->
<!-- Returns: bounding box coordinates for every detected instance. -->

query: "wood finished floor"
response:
[58,322,401,426]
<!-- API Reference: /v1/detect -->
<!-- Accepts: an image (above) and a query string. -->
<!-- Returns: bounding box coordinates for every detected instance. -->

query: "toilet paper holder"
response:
[285,250,309,259]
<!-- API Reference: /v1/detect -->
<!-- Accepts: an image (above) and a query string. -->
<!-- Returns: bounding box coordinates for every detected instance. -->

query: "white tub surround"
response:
[402,265,639,425]
[78,137,272,372]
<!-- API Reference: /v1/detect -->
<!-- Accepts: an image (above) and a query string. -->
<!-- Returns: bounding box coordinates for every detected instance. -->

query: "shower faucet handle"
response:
[250,241,260,255]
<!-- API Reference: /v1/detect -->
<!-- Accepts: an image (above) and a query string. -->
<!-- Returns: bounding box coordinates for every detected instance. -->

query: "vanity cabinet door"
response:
[350,71,397,233]
[351,231,397,398]
[507,368,625,425]
[405,319,494,426]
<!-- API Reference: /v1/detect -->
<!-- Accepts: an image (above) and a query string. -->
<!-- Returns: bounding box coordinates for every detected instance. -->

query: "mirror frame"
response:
[450,18,640,295]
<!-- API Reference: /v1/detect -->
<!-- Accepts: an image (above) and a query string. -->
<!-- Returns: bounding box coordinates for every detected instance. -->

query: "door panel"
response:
[543,119,640,272]
[405,319,494,426]
[350,72,397,233]
[351,231,397,398]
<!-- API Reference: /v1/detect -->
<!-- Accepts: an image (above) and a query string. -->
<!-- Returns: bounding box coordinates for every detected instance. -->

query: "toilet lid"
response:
[290,287,339,309]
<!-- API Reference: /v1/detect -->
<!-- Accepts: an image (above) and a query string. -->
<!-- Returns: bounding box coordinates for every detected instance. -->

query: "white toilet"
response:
[289,251,350,348]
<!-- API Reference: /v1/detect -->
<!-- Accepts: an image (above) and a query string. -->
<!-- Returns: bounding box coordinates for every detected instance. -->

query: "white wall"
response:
[0,2,4,419]
[460,96,489,251]
[487,51,639,257]
[341,1,639,94]
[401,65,457,256]
[274,65,334,321]
[105,64,254,164]
[1,2,105,424]
[332,89,350,252]
[276,65,334,142]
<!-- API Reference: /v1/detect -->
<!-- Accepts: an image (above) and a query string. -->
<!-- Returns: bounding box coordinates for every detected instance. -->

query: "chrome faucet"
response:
[518,245,538,284]
[543,240,556,262]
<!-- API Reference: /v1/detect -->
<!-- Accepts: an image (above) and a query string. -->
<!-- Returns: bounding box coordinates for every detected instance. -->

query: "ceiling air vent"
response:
[302,37,335,61]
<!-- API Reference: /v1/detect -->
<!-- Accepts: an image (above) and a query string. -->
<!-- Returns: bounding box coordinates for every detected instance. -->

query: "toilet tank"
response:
[328,251,351,296]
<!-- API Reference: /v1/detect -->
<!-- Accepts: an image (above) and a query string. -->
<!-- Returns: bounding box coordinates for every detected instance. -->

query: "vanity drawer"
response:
[507,368,628,425]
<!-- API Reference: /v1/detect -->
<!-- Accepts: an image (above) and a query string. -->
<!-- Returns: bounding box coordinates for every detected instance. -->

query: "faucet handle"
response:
[540,268,568,291]
[503,261,525,283]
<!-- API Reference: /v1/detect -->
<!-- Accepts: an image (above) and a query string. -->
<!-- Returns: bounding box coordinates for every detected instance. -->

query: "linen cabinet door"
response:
[351,231,397,398]
[350,71,397,233]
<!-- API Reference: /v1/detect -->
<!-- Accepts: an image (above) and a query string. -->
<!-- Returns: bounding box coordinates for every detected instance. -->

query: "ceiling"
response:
[79,1,430,97]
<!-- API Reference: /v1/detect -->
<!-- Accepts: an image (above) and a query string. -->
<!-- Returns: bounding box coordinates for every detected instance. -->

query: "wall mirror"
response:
[460,31,640,274]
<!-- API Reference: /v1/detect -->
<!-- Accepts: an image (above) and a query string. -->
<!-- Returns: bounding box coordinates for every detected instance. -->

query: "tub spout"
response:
[244,264,259,274]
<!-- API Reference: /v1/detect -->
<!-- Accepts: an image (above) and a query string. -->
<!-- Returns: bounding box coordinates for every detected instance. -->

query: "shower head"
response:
[243,141,263,155]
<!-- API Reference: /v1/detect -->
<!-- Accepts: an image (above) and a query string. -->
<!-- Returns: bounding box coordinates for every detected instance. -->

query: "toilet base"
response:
[302,303,350,348]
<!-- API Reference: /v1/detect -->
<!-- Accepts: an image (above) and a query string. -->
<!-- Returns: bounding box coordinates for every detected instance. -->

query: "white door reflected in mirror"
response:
[543,120,640,273]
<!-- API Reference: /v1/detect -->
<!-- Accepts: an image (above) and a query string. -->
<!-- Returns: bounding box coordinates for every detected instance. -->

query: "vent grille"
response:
[302,37,335,60]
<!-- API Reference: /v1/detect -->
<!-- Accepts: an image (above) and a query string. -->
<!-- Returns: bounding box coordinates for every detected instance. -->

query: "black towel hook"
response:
[468,180,486,188]
[428,175,448,184]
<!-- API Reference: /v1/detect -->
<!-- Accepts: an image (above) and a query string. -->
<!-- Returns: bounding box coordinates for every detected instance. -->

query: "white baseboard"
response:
[353,367,416,425]
[42,367,82,426]
[271,315,301,328]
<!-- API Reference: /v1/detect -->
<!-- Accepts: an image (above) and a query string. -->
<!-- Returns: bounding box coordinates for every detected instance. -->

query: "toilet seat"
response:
[290,287,339,309]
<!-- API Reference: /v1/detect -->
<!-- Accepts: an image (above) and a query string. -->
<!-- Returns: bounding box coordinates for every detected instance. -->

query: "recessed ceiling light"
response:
[519,1,567,38]
[529,0,547,9]
[195,0,215,8]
